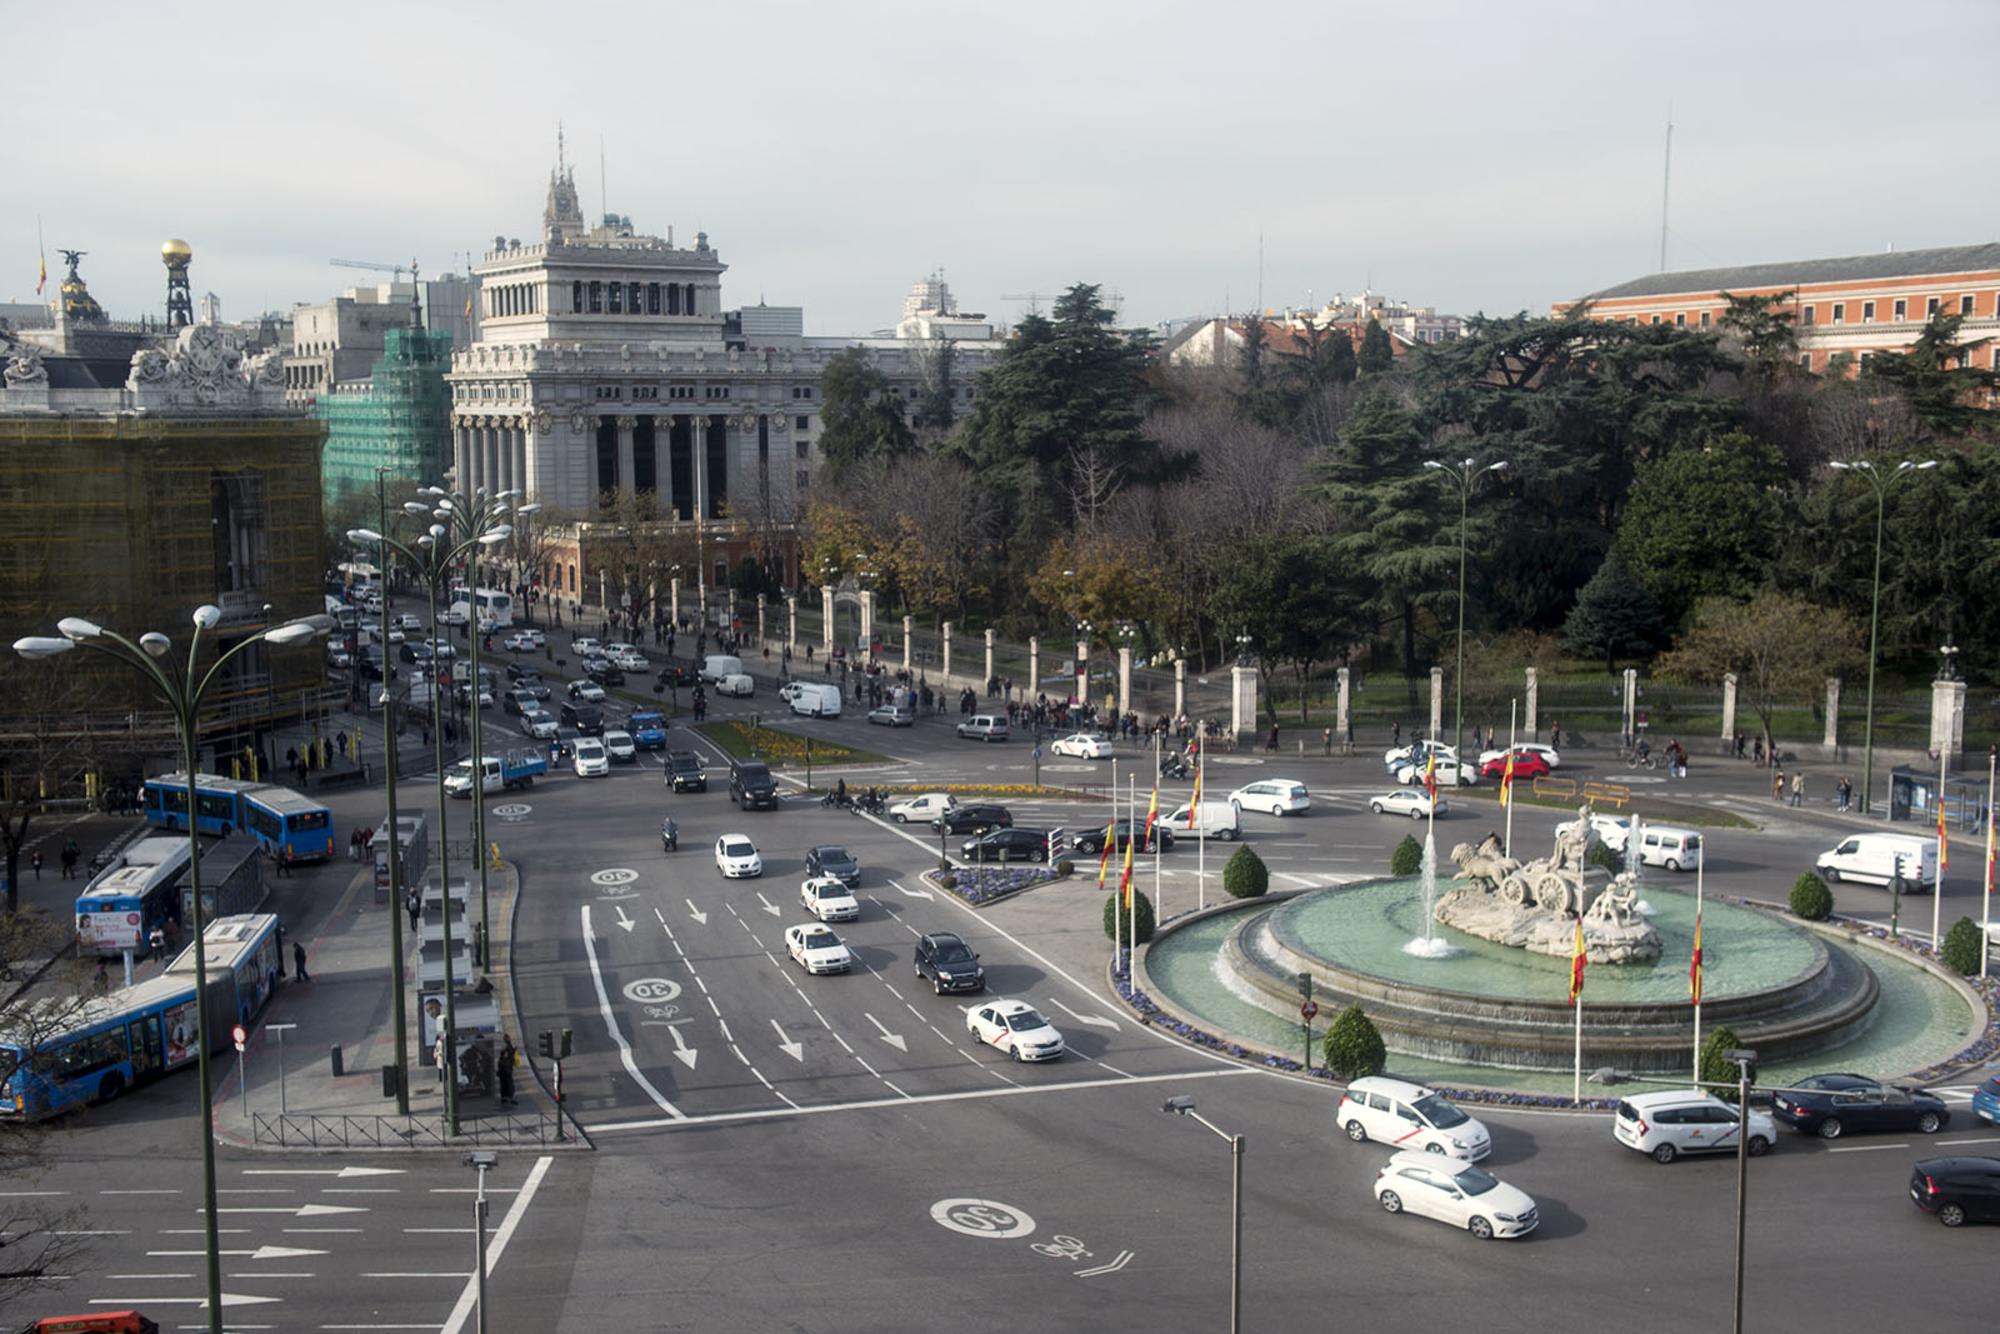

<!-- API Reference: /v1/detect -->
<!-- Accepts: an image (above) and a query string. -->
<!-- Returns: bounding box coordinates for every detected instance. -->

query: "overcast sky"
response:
[8,0,1998,337]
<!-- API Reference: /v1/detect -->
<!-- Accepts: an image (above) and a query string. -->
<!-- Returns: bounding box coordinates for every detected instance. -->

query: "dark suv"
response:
[914,931,985,994]
[932,804,1013,835]
[1911,1156,2000,1226]
[665,750,707,793]
[560,701,605,735]
[960,827,1049,863]
[1072,819,1175,856]
[584,657,626,687]
[730,760,778,810]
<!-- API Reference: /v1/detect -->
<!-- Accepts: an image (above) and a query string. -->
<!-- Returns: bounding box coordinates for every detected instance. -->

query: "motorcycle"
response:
[1159,757,1191,780]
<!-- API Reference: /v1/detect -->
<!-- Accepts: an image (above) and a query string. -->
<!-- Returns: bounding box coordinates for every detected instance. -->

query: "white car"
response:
[572,737,609,777]
[1338,1076,1490,1159]
[1371,789,1445,820]
[1050,732,1114,759]
[1229,780,1311,817]
[785,923,854,974]
[605,641,638,657]
[518,707,559,741]
[1478,743,1560,770]
[1384,741,1457,772]
[965,999,1065,1062]
[504,629,545,652]
[436,607,469,627]
[1393,759,1479,788]
[570,637,603,658]
[601,729,636,763]
[1613,1089,1776,1164]
[799,875,860,923]
[612,650,650,673]
[1373,1151,1538,1240]
[326,646,353,669]
[714,834,764,879]
[568,680,607,703]
[889,792,958,824]
[396,611,424,632]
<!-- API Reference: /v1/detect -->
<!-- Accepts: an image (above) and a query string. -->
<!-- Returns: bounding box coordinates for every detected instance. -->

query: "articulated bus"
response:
[73,835,192,957]
[0,914,282,1121]
[141,774,335,861]
[451,587,514,629]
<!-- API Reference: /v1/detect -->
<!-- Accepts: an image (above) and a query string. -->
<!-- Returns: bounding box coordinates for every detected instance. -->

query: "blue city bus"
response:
[73,835,191,957]
[0,976,205,1120]
[163,913,282,1026]
[242,787,336,862]
[141,773,260,837]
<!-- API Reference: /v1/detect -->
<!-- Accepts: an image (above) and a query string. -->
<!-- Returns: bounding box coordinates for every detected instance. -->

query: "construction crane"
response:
[330,258,415,282]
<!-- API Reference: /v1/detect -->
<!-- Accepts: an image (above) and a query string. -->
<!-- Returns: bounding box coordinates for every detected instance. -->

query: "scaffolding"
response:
[318,326,455,499]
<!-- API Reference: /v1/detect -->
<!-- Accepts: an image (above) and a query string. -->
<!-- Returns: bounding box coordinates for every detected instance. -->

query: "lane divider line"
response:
[579,905,685,1120]
[440,1155,554,1334]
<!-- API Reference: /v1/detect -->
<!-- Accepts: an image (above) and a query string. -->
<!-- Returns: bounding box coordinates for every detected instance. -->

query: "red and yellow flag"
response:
[1095,811,1117,889]
[1187,743,1203,828]
[36,252,47,297]
[1142,786,1160,845]
[1499,750,1516,808]
[1423,750,1438,801]
[1568,917,1587,1006]
[1118,825,1138,907]
[1938,801,1949,873]
[1689,913,1704,1006]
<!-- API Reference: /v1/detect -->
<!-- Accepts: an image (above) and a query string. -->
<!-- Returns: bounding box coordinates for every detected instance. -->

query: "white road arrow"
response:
[210,1203,366,1217]
[242,1166,404,1179]
[150,1245,328,1260]
[614,904,636,933]
[669,1025,699,1070]
[1075,1249,1135,1278]
[1047,998,1120,1030]
[864,1013,908,1053]
[755,891,782,917]
[891,879,934,900]
[686,898,708,925]
[770,1019,804,1062]
[98,1294,282,1309]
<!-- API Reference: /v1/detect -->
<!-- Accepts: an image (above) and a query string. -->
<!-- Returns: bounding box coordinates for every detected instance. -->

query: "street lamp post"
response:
[14,606,328,1334]
[1726,1048,1758,1334]
[1828,458,1936,814]
[349,486,516,1137]
[1161,1095,1242,1334]
[374,468,413,1114]
[1423,457,1509,765]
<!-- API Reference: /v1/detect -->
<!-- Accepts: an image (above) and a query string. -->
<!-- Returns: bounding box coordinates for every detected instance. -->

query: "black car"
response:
[1071,819,1175,856]
[508,671,551,701]
[560,701,605,735]
[1910,1156,2000,1227]
[506,661,542,683]
[932,804,1013,835]
[1773,1073,1949,1140]
[731,760,778,810]
[585,657,626,687]
[914,931,985,994]
[960,827,1050,863]
[805,845,861,886]
[665,750,707,793]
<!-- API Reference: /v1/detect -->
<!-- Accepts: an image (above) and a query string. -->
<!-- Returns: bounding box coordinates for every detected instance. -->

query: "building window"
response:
[648,283,661,314]
[1674,313,1686,327]
[669,385,694,400]
[1800,353,1813,371]
[668,285,681,316]
[1802,305,1815,325]
[1927,297,1940,317]
[796,415,810,431]
[1862,301,1875,324]
[634,386,659,400]
[628,282,641,314]
[1961,294,1975,316]
[1831,303,1845,324]
[704,385,730,400]
[1699,311,1711,329]
[792,386,814,400]
[588,282,602,313]
[608,282,622,314]
[796,468,810,493]
[1650,314,1661,325]
[1894,298,1907,321]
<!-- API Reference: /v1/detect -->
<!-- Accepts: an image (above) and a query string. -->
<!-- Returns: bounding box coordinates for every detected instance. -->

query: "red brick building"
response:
[1555,242,2000,374]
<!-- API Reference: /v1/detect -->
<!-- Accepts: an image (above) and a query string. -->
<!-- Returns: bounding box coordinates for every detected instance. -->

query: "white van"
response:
[783,681,842,718]
[1631,825,1702,872]
[701,654,745,684]
[1166,800,1241,841]
[714,673,755,698]
[1817,833,1936,888]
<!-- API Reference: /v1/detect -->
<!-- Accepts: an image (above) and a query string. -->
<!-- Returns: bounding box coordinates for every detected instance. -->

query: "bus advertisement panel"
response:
[75,868,154,953]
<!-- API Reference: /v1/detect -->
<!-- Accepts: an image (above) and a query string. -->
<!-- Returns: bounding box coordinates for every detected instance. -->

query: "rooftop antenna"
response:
[557,120,567,175]
[600,135,608,225]
[1659,105,1673,273]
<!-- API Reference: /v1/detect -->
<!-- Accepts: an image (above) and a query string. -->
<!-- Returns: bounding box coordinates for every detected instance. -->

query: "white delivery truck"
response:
[782,681,843,718]
[1166,800,1242,841]
[1816,832,1936,888]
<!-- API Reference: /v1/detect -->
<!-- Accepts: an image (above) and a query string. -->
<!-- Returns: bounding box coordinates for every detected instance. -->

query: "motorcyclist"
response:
[836,777,848,807]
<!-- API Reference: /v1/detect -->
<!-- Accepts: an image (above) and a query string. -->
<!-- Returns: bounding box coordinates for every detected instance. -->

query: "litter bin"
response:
[329,1043,344,1077]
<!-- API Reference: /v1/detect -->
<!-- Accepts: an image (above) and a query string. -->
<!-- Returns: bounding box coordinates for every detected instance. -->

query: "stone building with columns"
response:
[446,155,1001,611]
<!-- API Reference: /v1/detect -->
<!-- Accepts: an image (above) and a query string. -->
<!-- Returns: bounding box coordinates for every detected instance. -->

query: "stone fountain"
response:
[1433,806,1661,964]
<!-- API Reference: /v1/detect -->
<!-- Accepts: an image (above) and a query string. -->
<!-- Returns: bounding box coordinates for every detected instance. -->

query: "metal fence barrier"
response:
[250,1109,578,1148]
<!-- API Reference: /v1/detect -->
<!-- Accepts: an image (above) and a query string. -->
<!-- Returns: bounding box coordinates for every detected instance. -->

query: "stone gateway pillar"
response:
[1174,658,1186,719]
[858,590,875,652]
[903,616,914,674]
[786,595,797,653]
[984,628,996,694]
[1231,665,1258,744]
[1823,677,1840,751]
[1028,638,1040,700]
[1428,667,1444,740]
[942,622,953,685]
[1720,672,1738,748]
[1074,639,1089,707]
[1524,667,1539,737]
[820,584,835,656]
[1336,667,1351,743]
[1117,646,1133,720]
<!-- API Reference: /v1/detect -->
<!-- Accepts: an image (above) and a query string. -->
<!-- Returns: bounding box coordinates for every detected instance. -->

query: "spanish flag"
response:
[36,251,46,297]
[1119,824,1138,907]
[1095,811,1117,889]
[1938,800,1949,872]
[1499,749,1515,808]
[1187,743,1203,828]
[1142,786,1159,846]
[1423,750,1438,801]
[1689,913,1704,1005]
[1569,917,1587,1006]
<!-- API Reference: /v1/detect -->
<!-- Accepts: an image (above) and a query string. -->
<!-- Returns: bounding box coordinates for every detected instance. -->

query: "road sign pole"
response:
[266,1022,297,1118]
[232,1023,249,1120]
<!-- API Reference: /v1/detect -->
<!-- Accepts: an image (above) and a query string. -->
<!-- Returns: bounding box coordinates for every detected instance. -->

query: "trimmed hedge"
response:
[1942,916,1985,975]
[1390,835,1422,877]
[1789,872,1833,921]
[1700,1024,1754,1102]
[1322,1004,1387,1080]
[1102,888,1156,944]
[1223,845,1270,898]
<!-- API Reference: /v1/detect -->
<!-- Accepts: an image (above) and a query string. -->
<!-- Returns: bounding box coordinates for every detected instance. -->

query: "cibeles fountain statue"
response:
[1434,806,1662,963]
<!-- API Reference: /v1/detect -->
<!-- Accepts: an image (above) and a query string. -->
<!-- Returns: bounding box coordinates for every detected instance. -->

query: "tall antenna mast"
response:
[557,121,567,175]
[1659,107,1673,273]
[600,135,608,225]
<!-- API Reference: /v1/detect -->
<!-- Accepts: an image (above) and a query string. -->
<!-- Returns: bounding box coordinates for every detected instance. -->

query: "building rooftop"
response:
[1584,242,2000,300]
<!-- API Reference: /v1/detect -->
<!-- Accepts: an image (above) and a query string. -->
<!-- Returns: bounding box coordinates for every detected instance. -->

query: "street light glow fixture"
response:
[57,617,103,640]
[1160,1094,1244,1334]
[12,636,75,659]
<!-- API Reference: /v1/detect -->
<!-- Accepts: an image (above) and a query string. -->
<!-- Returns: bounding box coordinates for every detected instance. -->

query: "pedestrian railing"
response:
[250,1109,581,1149]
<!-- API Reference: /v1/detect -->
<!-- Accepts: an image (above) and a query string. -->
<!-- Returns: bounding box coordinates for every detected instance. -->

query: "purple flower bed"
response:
[929,865,1063,907]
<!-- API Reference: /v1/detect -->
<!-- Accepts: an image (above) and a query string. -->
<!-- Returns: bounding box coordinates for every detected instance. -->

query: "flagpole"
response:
[1152,786,1162,924]
[1933,743,1948,949]
[1982,748,1994,981]
[1196,741,1207,912]
[1110,756,1119,966]
[1693,852,1705,1086]
[1573,987,1584,1105]
[1571,917,1586,1105]
[1505,699,1518,858]
[1128,772,1138,960]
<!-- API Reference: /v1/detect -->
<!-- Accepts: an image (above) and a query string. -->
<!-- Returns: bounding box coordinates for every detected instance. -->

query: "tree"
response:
[1656,591,1860,761]
[1699,1024,1755,1102]
[1238,316,1268,390]
[1101,888,1156,944]
[1356,318,1394,376]
[909,333,959,437]
[1862,312,2000,435]
[1611,432,1792,624]
[817,347,914,477]
[1788,872,1833,921]
[1718,289,1800,367]
[0,660,114,913]
[1222,845,1269,898]
[1214,531,1368,723]
[1322,1004,1387,1079]
[1942,917,1984,975]
[1390,834,1422,877]
[1560,554,1666,672]
[1322,328,1358,386]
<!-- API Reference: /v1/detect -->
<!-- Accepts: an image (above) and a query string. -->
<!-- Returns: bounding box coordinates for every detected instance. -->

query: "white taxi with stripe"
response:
[1338,1076,1491,1160]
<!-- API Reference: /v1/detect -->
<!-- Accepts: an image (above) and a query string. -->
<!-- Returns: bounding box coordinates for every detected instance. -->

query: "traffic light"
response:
[559,1028,573,1058]
[537,1030,555,1060]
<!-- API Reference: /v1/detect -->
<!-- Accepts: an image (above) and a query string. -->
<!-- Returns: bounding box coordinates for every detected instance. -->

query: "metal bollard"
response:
[329,1044,345,1077]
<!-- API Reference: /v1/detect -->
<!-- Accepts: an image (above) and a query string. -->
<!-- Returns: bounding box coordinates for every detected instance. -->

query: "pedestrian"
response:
[1790,772,1805,808]
[1772,768,1786,802]
[1836,776,1852,812]
[435,1030,451,1087]
[292,940,309,981]
[61,840,79,880]
[1322,727,1333,756]
[1551,720,1562,750]
[30,850,41,880]
[1392,721,1401,748]
[1265,723,1279,753]
[148,924,166,961]
[497,1034,517,1106]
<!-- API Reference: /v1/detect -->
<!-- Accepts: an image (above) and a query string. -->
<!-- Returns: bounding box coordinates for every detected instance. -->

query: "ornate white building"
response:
[447,157,1001,528]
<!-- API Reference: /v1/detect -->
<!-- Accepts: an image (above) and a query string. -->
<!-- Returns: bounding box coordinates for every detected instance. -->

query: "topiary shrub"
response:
[1054,858,1075,877]
[1101,888,1156,944]
[1699,1024,1755,1102]
[1942,917,1985,975]
[1389,834,1422,877]
[1587,839,1623,874]
[1223,845,1269,898]
[1789,872,1833,921]
[1322,1004,1387,1080]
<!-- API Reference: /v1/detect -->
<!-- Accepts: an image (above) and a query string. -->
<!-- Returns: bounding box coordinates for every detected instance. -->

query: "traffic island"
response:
[694,719,889,768]
[922,863,1071,908]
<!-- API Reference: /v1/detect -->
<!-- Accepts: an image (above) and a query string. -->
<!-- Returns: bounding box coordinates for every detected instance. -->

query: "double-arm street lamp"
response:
[1162,1095,1244,1334]
[350,484,520,1136]
[1423,457,1509,765]
[1827,457,1937,815]
[15,604,329,1334]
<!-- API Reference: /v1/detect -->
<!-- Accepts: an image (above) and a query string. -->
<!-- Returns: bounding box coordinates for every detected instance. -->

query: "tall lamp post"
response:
[372,467,415,1114]
[1828,457,1936,814]
[350,485,516,1136]
[1162,1095,1243,1334]
[14,605,328,1334]
[1423,457,1508,764]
